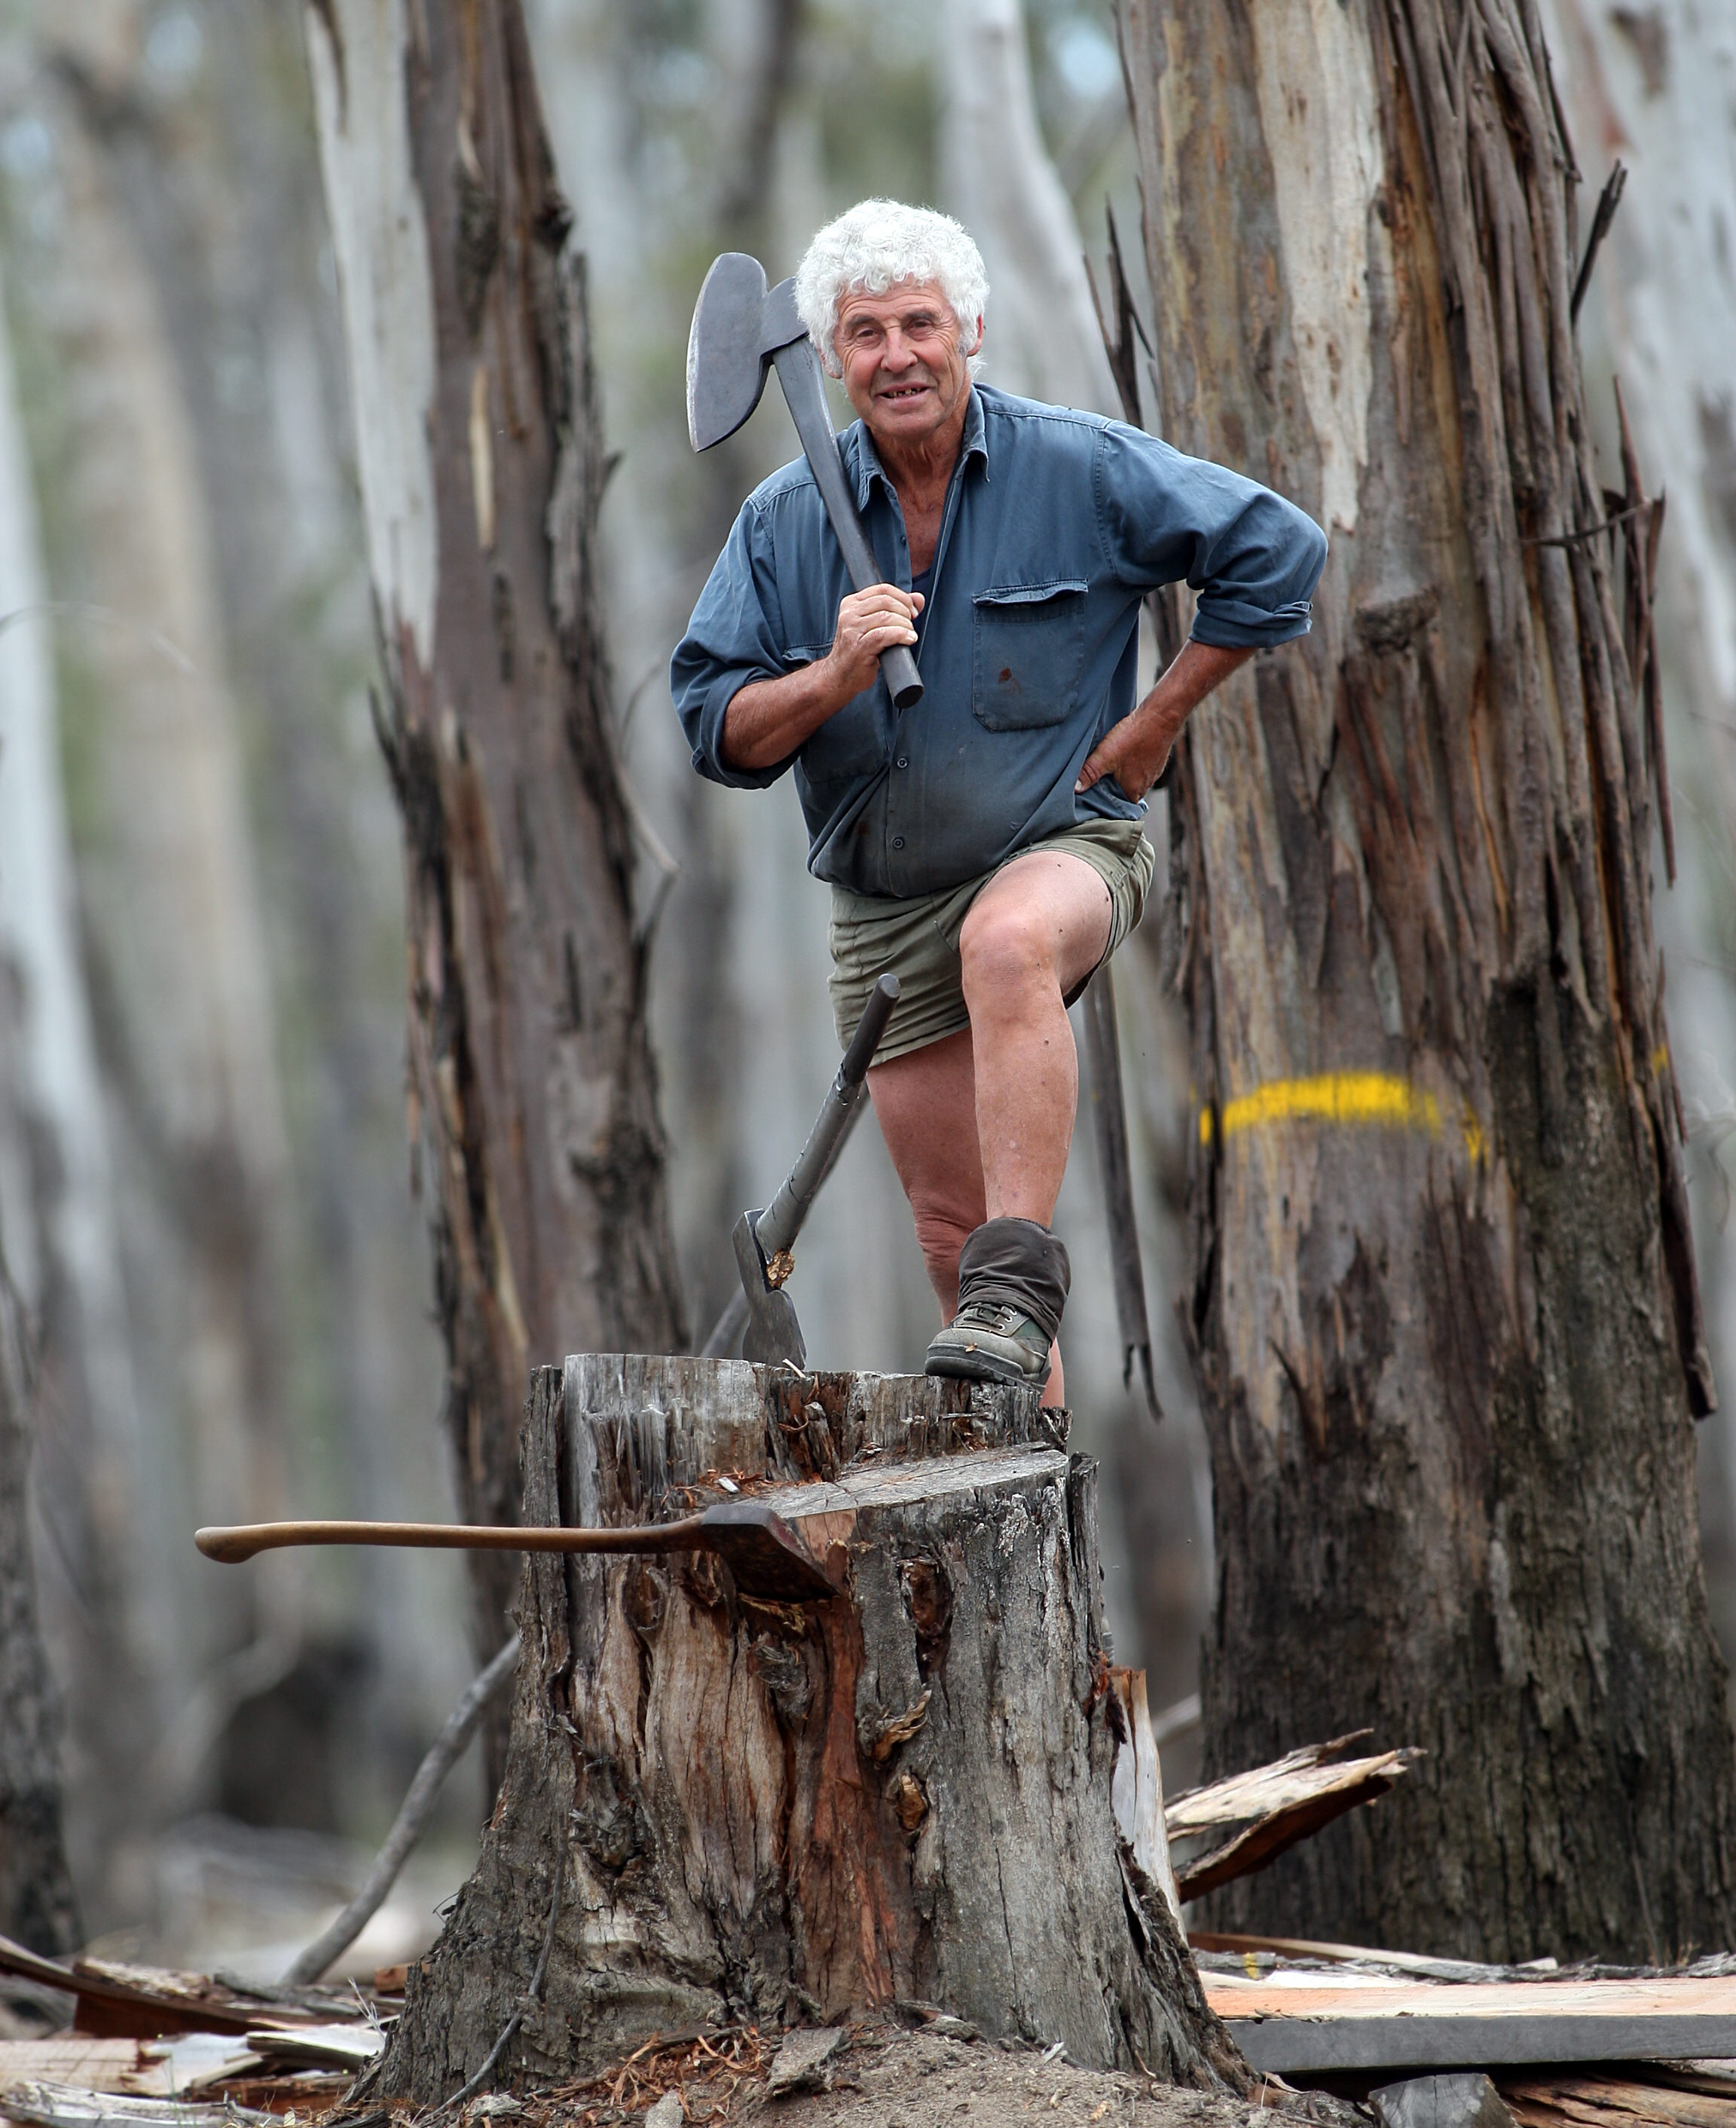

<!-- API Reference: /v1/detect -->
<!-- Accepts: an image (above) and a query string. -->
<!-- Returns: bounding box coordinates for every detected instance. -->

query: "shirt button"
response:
[895,755,909,769]
[891,835,906,849]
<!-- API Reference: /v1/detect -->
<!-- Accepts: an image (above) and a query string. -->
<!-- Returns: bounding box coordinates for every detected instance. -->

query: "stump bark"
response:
[379,1357,1242,2094]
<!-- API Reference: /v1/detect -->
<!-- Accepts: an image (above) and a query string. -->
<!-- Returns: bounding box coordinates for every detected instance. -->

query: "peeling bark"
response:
[380,1359,1245,2091]
[304,0,686,1703]
[1119,0,1736,1957]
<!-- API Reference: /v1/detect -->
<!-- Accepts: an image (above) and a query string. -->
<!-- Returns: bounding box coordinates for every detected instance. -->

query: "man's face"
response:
[832,279,980,453]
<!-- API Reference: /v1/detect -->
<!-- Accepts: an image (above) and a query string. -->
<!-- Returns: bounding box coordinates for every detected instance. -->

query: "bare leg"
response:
[867,852,1111,1402]
[870,1033,1066,1403]
[956,848,1111,1221]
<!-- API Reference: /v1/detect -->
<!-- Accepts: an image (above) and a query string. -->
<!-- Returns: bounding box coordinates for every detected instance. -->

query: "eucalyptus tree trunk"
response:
[1119,0,1736,1958]
[11,28,304,1876]
[0,1182,80,1956]
[304,0,686,1687]
[1539,0,1736,1659]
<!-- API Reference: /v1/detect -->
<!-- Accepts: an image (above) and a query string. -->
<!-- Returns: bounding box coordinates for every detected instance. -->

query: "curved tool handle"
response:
[196,1515,706,1565]
[771,338,925,711]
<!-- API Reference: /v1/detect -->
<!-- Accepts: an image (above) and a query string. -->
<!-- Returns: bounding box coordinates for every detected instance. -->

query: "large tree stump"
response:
[379,1357,1242,2095]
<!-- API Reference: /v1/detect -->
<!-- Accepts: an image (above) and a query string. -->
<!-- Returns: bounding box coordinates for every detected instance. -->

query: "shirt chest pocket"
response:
[971,579,1090,731]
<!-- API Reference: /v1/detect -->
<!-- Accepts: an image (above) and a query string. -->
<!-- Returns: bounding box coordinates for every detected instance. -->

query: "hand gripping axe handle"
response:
[701,972,901,1366]
[686,253,923,711]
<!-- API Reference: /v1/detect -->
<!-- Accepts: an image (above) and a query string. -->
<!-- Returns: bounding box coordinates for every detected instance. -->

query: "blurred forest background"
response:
[0,0,1731,1982]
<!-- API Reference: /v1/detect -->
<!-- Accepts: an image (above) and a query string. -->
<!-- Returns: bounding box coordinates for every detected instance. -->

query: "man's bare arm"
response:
[1075,639,1253,802]
[720,585,924,772]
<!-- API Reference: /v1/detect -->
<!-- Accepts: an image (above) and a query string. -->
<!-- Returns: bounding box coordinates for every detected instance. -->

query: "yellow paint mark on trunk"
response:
[1200,1072,1484,1161]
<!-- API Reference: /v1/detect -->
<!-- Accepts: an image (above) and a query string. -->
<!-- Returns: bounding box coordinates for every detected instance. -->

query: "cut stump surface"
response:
[378,1357,1240,2097]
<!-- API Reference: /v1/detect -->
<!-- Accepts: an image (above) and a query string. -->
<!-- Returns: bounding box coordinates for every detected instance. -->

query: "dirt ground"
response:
[512,2020,1356,2128]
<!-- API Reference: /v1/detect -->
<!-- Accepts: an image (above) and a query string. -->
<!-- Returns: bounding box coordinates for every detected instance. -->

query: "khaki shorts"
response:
[828,818,1156,1064]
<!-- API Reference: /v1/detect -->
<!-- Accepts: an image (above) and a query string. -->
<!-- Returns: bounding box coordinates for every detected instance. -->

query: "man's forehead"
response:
[836,280,953,323]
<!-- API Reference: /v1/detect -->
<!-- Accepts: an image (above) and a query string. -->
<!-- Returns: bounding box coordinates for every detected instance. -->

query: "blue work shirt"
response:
[671,383,1327,899]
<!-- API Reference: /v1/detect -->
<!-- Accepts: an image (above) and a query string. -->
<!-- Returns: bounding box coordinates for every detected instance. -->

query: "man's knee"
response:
[958,897,1056,1013]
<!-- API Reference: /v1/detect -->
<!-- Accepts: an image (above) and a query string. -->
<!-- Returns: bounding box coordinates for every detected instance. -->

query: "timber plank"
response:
[1204,1976,1736,2074]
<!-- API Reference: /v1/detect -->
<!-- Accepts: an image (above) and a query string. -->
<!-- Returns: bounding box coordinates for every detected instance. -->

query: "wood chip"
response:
[1167,1733,1420,1902]
[765,2027,845,2097]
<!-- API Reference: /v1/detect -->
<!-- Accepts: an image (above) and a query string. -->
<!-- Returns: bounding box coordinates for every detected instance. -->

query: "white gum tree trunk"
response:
[20,22,304,1834]
[1539,0,1736,1629]
[0,261,93,1958]
[940,0,1119,414]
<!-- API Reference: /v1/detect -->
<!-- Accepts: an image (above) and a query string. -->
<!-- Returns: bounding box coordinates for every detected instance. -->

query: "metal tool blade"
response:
[732,1208,808,1368]
[687,252,773,451]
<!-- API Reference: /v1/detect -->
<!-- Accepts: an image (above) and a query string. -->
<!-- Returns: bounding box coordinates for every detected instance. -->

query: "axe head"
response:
[687,253,809,451]
[732,1208,807,1368]
[700,1499,841,1603]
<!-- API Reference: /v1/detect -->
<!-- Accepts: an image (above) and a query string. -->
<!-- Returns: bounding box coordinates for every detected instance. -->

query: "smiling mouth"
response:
[878,379,933,402]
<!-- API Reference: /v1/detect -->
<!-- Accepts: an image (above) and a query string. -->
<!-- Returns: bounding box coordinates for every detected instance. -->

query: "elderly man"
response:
[673,200,1325,1399]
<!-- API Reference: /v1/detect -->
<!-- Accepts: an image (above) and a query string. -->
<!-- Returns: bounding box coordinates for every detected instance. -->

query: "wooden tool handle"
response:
[771,338,925,710]
[195,1515,705,1564]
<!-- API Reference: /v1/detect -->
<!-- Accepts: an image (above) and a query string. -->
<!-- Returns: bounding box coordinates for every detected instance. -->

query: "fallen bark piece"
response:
[2,2081,268,2128]
[1373,2074,1520,2128]
[766,2027,845,2097]
[242,2024,385,2071]
[0,1937,315,2041]
[1499,2073,1736,2128]
[1166,1735,1420,1903]
[1204,1974,1736,2075]
[1190,1931,1549,1983]
[644,2095,684,2128]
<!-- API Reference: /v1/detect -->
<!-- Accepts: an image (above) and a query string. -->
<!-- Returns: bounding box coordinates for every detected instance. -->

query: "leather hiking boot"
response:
[925,1297,1053,1385]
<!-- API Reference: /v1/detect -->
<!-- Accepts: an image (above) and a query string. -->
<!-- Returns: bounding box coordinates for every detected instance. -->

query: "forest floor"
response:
[515,2019,1353,2128]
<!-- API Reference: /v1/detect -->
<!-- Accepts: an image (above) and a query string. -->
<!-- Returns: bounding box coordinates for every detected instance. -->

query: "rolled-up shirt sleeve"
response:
[1097,424,1328,650]
[670,497,796,790]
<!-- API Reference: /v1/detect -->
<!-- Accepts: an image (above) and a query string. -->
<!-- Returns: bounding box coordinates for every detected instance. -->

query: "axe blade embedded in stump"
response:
[686,252,923,710]
[194,1498,840,1604]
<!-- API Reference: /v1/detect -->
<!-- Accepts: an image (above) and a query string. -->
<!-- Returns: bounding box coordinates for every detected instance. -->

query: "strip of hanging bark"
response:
[1166,1736,1421,1903]
[1570,161,1628,325]
[1612,379,1676,886]
[1085,200,1148,432]
[280,1635,521,1986]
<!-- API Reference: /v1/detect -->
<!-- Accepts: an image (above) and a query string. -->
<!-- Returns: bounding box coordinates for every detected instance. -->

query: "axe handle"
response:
[772,343,924,710]
[756,974,900,1258]
[197,1515,708,1565]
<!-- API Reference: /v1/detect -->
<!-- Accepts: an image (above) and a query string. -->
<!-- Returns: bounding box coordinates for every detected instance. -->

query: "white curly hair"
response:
[793,200,989,379]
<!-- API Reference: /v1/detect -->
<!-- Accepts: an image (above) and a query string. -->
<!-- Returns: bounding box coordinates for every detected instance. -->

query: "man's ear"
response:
[966,314,984,357]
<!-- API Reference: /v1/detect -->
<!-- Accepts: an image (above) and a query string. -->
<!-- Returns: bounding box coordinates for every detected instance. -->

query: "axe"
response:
[701,972,900,1366]
[194,1497,839,1604]
[686,254,923,711]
